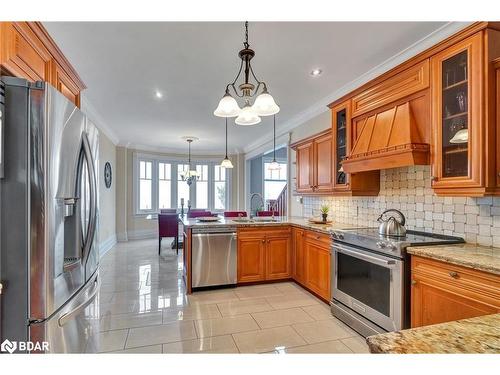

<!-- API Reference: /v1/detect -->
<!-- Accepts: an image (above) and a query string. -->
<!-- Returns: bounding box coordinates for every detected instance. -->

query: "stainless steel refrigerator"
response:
[0,77,100,353]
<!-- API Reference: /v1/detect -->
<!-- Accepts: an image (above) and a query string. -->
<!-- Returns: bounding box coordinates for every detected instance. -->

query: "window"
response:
[214,165,227,210]
[177,164,190,209]
[158,162,172,209]
[139,160,153,210]
[196,165,209,209]
[134,154,231,214]
[263,161,287,201]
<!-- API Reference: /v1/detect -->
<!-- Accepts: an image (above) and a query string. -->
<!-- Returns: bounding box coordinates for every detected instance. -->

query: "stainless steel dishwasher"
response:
[191,226,237,289]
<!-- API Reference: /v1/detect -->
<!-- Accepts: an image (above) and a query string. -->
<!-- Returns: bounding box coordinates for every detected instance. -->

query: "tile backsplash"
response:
[302,166,500,247]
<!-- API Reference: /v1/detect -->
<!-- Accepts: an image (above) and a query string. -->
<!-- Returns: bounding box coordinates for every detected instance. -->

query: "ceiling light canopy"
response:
[310,68,322,77]
[214,21,279,125]
[155,90,163,99]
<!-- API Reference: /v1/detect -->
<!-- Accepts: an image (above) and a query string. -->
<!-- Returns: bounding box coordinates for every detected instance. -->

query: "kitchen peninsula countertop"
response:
[407,243,500,276]
[366,313,500,353]
[180,215,365,234]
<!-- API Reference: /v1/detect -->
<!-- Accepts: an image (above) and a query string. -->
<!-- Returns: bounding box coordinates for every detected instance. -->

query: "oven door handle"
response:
[333,244,397,268]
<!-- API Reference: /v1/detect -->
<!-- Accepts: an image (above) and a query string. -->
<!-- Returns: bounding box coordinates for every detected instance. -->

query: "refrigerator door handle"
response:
[58,275,99,327]
[81,132,97,263]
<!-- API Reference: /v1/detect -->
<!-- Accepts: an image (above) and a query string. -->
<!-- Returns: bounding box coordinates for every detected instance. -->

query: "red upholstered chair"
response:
[158,214,179,255]
[224,211,248,218]
[160,209,176,214]
[257,210,279,217]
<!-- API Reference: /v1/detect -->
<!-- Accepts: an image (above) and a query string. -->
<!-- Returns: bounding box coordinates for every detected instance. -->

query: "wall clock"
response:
[104,162,112,188]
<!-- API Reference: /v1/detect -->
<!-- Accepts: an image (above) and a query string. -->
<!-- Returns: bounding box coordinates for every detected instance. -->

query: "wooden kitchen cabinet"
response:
[237,233,266,283]
[295,141,314,193]
[411,255,500,328]
[0,22,85,107]
[237,227,291,283]
[304,231,331,300]
[430,30,500,196]
[495,57,500,189]
[313,132,334,192]
[266,233,292,280]
[292,227,306,284]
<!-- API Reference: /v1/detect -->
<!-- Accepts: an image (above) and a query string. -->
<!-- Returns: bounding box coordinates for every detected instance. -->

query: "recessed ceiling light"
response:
[310,68,322,77]
[155,90,163,99]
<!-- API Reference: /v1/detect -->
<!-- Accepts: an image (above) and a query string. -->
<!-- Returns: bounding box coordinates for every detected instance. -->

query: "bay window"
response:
[134,153,231,214]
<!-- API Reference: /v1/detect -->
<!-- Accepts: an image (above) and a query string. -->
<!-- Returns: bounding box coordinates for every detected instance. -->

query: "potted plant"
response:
[320,205,330,223]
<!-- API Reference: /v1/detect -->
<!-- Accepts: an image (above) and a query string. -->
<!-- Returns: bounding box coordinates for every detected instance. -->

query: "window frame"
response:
[133,152,232,215]
[262,157,287,202]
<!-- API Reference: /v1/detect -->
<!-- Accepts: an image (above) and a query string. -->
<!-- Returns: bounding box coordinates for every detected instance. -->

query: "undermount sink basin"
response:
[231,218,254,223]
[230,218,279,223]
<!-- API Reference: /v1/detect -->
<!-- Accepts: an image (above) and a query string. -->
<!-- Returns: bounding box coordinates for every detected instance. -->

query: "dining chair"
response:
[187,210,212,218]
[256,210,279,217]
[160,209,177,214]
[158,213,179,255]
[223,211,248,218]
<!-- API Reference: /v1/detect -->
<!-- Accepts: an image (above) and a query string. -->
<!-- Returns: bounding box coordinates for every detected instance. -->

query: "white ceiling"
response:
[43,22,452,154]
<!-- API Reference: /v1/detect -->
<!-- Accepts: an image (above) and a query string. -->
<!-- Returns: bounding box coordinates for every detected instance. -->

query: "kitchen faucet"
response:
[250,193,265,218]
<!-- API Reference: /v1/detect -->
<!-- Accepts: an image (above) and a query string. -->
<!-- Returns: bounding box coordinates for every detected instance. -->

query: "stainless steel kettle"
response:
[377,209,406,237]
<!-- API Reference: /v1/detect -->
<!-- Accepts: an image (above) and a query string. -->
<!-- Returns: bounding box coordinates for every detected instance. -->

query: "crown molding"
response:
[243,21,472,155]
[119,141,243,157]
[81,95,120,145]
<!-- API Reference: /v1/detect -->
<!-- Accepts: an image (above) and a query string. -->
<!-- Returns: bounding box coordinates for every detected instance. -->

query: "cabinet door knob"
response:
[449,271,459,279]
[411,280,417,286]
[267,240,270,243]
[261,239,265,243]
[431,176,438,182]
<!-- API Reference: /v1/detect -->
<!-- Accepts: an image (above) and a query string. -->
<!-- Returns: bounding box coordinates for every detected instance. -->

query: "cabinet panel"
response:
[313,133,333,192]
[237,236,266,283]
[0,22,51,82]
[411,255,500,328]
[431,33,484,193]
[305,239,331,300]
[351,60,429,117]
[411,276,498,328]
[496,59,500,188]
[296,142,314,193]
[266,236,291,280]
[53,62,81,107]
[292,228,306,283]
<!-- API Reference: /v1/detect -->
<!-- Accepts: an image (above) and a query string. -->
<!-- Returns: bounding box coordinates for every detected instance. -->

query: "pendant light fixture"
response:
[214,21,279,125]
[180,137,200,186]
[268,115,281,170]
[221,118,234,168]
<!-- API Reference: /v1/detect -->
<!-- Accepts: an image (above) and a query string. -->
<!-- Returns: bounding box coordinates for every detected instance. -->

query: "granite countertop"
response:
[366,313,500,353]
[407,243,500,276]
[180,215,364,234]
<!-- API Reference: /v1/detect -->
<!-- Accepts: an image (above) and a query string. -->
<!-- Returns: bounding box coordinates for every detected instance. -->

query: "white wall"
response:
[97,131,117,256]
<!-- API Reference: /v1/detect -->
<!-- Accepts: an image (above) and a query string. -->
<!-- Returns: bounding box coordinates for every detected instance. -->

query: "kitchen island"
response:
[180,216,363,296]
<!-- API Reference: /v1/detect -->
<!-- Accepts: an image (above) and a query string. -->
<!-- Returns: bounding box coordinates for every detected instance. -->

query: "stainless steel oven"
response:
[331,242,404,336]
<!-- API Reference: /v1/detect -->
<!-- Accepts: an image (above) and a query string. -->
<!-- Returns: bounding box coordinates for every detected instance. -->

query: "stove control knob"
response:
[376,241,386,249]
[387,244,397,251]
[332,232,338,239]
[338,233,344,240]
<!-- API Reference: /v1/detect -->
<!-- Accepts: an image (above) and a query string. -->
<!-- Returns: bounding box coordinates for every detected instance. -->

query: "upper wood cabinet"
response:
[313,132,334,192]
[411,255,500,328]
[295,141,314,193]
[0,22,85,107]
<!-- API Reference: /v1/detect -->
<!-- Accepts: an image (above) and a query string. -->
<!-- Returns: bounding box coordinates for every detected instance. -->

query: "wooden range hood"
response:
[341,94,430,173]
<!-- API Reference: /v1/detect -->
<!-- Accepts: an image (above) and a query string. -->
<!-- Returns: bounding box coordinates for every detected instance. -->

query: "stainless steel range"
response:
[330,228,464,337]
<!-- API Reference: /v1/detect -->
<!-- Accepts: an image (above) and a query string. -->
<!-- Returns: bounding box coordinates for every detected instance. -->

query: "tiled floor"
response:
[97,239,369,354]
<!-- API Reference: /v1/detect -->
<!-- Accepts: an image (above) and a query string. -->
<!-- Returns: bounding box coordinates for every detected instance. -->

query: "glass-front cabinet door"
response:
[331,100,351,190]
[431,33,483,190]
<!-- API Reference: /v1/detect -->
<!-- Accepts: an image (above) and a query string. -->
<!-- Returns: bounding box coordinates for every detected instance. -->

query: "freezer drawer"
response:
[29,271,100,353]
[192,231,237,288]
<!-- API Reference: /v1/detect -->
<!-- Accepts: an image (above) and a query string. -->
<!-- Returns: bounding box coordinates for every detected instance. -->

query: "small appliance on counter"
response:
[330,209,464,338]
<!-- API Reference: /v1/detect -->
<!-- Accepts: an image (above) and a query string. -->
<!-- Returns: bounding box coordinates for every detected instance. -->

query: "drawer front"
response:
[411,255,500,308]
[304,230,331,248]
[351,59,429,118]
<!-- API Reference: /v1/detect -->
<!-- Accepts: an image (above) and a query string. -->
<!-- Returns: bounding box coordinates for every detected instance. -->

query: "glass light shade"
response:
[253,92,280,116]
[214,93,241,117]
[235,103,261,125]
[268,160,281,171]
[449,128,469,144]
[221,157,234,169]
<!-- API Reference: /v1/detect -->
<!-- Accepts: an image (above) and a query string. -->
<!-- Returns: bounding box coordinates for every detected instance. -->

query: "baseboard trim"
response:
[99,234,117,258]
[127,229,157,240]
[117,231,128,242]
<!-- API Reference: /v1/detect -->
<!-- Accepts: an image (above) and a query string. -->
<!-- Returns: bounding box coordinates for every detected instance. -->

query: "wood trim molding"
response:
[289,128,331,149]
[27,22,86,90]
